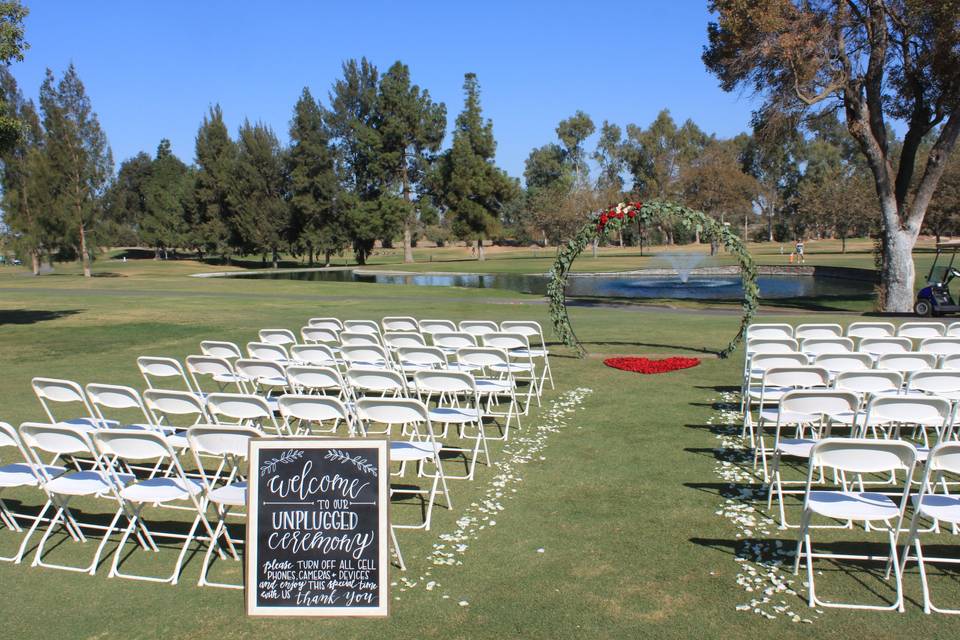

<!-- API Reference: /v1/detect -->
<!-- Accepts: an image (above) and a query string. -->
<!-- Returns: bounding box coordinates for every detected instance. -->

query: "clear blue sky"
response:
[10,1,761,182]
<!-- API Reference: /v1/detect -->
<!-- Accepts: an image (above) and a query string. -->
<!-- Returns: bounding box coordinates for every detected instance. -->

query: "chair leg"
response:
[390,525,405,571]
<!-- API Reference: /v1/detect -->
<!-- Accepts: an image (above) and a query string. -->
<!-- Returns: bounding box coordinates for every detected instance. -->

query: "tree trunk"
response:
[694,227,701,244]
[272,248,279,269]
[308,246,314,267]
[880,227,918,313]
[403,223,414,263]
[78,219,91,278]
[767,208,774,242]
[618,230,623,247]
[841,236,847,254]
[30,250,39,276]
[477,238,485,262]
[324,250,331,267]
[154,247,161,260]
[592,238,598,258]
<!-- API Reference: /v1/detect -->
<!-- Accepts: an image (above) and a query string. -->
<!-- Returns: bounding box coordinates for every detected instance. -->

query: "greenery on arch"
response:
[547,200,759,359]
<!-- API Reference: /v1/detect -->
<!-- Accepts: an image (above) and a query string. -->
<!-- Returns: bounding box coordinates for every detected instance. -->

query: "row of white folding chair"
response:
[747,321,958,341]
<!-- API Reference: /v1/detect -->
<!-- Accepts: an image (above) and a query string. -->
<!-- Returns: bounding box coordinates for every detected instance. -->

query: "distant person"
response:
[795,240,805,264]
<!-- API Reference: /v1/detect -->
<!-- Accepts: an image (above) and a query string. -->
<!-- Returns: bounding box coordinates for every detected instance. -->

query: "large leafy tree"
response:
[142,139,190,258]
[228,120,289,267]
[104,151,152,246]
[432,73,518,260]
[923,148,960,243]
[39,64,113,277]
[704,0,960,311]
[288,87,343,265]
[0,1,28,155]
[327,58,382,264]
[192,104,235,260]
[556,110,595,186]
[376,61,446,263]
[682,136,759,246]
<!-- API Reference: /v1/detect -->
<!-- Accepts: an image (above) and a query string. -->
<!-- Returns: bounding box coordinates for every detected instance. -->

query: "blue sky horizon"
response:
[10,1,762,182]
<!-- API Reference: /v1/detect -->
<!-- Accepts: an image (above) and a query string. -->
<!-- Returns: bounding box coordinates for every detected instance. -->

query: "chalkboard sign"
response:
[246,439,389,617]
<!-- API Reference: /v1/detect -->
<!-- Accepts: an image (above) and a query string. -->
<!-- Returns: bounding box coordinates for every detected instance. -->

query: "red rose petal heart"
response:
[603,356,701,374]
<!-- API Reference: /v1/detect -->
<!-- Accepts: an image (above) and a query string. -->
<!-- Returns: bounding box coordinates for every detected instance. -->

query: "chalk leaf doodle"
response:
[325,449,378,477]
[259,449,304,477]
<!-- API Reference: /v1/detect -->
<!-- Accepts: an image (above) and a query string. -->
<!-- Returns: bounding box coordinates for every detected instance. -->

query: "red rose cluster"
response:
[596,201,643,233]
[603,356,701,374]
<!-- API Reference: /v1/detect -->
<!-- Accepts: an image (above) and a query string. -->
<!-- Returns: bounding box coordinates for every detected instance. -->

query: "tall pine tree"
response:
[39,64,112,277]
[192,105,234,261]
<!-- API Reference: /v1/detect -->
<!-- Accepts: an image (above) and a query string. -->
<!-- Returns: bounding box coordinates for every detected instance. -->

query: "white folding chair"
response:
[795,323,843,340]
[86,383,189,452]
[307,317,344,331]
[897,322,946,341]
[143,389,210,432]
[299,326,341,349]
[233,359,289,398]
[456,347,520,438]
[413,370,488,481]
[801,337,855,357]
[420,319,457,340]
[906,370,960,404]
[187,424,262,589]
[31,377,107,432]
[93,429,217,585]
[258,329,298,346]
[382,316,420,332]
[341,344,392,370]
[942,353,960,371]
[482,332,540,412]
[947,322,960,338]
[200,340,243,361]
[137,356,195,394]
[246,342,289,364]
[834,370,904,399]
[846,321,896,341]
[743,339,802,409]
[285,365,347,399]
[741,352,810,429]
[290,343,341,369]
[861,395,952,448]
[919,337,960,364]
[432,332,479,359]
[745,323,794,340]
[340,331,384,347]
[793,439,916,611]
[459,320,499,338]
[186,355,248,394]
[343,320,382,337]
[383,331,427,353]
[500,320,554,390]
[278,394,354,436]
[0,422,66,563]
[205,392,284,436]
[18,423,133,575]
[877,352,938,375]
[345,367,409,402]
[814,352,874,376]
[859,337,913,357]
[396,346,449,375]
[766,390,861,527]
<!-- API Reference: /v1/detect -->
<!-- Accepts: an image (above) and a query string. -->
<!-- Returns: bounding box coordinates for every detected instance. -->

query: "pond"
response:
[221,269,873,300]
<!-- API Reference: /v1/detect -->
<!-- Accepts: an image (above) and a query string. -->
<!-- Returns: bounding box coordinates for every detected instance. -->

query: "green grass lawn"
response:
[0,247,958,638]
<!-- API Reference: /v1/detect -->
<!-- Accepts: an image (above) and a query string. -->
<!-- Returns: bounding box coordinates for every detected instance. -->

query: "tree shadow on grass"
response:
[577,340,718,355]
[0,308,82,325]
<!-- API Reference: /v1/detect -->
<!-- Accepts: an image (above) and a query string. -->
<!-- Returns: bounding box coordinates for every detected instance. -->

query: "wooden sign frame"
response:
[245,438,389,617]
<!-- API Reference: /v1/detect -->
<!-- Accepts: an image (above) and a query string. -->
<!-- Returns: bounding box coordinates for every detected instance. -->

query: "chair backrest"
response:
[355,397,429,425]
[85,383,153,427]
[185,355,244,392]
[300,326,340,345]
[456,346,510,370]
[397,346,447,369]
[345,368,407,395]
[896,322,946,339]
[864,394,952,427]
[919,337,960,357]
[93,428,174,462]
[906,370,960,396]
[800,337,854,355]
[745,323,794,340]
[760,366,830,390]
[143,388,209,426]
[381,316,420,332]
[340,344,390,367]
[246,342,289,362]
[187,424,262,458]
[286,365,345,393]
[748,352,809,373]
[499,321,545,345]
[343,320,381,336]
[339,331,383,347]
[876,352,938,373]
[413,370,477,395]
[925,442,960,474]
[31,377,94,424]
[20,422,96,458]
[200,340,243,360]
[308,317,344,331]
[778,389,860,418]
[234,358,287,383]
[278,394,351,424]
[419,319,457,336]
[947,322,960,338]
[858,336,913,356]
[290,343,339,367]
[204,392,279,433]
[813,352,874,373]
[794,323,843,340]
[459,320,499,337]
[481,332,529,351]
[942,352,960,370]
[258,329,298,346]
[383,332,426,350]
[845,322,896,340]
[0,422,36,476]
[746,338,800,355]
[834,370,903,395]
[809,438,916,475]
[137,356,193,392]
[432,332,478,351]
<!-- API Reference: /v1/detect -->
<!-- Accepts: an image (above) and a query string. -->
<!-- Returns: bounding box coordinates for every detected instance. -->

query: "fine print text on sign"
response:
[246,439,389,617]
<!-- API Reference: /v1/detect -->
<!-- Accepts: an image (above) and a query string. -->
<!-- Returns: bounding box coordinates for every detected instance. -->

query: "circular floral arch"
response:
[547,200,759,359]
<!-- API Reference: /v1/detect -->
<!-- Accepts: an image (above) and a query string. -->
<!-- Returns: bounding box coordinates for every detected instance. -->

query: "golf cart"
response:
[915,240,960,316]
